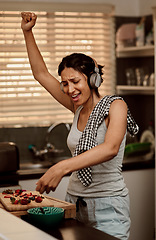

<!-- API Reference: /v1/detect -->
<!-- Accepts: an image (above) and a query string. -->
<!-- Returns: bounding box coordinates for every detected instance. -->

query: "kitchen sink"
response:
[20,156,69,170]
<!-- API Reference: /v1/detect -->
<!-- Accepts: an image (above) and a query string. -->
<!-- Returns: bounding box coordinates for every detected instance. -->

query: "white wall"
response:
[139,0,156,16]
[0,0,155,16]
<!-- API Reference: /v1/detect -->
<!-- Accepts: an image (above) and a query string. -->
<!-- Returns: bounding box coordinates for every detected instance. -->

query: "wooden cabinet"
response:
[153,6,156,132]
[123,169,155,240]
[152,7,156,240]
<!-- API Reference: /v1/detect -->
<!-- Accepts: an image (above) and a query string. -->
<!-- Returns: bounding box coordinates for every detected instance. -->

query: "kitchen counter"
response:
[122,157,155,171]
[22,215,119,240]
[0,208,118,240]
[0,208,56,240]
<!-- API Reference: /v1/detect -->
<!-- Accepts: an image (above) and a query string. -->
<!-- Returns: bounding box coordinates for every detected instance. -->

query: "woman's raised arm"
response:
[21,12,73,111]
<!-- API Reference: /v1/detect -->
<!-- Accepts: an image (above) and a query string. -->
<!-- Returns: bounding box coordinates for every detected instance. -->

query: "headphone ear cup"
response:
[60,82,65,93]
[90,73,102,88]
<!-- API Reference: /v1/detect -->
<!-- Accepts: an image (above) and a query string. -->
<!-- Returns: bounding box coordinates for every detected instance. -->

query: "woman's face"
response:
[61,67,92,106]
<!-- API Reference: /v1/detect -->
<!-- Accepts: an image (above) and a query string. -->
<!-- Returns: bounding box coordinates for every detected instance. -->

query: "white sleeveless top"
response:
[67,106,128,197]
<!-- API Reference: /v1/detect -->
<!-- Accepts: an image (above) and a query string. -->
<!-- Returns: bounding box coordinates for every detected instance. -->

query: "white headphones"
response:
[60,66,102,92]
[89,66,102,89]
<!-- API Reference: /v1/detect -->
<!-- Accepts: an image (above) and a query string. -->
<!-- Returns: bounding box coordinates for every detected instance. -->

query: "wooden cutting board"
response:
[0,191,76,219]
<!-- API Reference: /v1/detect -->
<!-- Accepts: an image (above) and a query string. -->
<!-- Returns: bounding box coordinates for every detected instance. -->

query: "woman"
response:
[21,12,138,240]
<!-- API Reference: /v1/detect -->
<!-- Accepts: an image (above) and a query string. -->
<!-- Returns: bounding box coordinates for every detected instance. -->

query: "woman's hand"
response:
[36,161,67,194]
[21,12,37,31]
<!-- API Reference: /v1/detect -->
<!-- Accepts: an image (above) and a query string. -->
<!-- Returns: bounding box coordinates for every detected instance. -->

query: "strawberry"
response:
[14,200,19,204]
[20,199,30,205]
[4,195,12,198]
[35,196,43,203]
[2,189,13,194]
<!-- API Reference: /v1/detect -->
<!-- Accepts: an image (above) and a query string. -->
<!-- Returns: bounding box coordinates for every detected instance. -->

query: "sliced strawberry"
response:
[4,195,12,198]
[14,200,19,204]
[35,196,43,203]
[2,189,13,194]
[20,199,30,205]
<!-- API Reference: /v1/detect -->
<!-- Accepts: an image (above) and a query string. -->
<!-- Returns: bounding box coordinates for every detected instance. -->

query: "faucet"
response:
[28,144,49,160]
[29,122,70,160]
[45,122,70,148]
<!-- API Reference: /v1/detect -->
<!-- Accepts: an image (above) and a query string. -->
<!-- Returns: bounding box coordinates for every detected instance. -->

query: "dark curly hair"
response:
[58,53,104,97]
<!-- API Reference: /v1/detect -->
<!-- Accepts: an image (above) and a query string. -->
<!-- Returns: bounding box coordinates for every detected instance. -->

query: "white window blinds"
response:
[0,9,115,127]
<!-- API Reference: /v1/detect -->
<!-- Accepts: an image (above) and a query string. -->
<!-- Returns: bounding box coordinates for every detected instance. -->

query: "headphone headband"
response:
[94,66,99,73]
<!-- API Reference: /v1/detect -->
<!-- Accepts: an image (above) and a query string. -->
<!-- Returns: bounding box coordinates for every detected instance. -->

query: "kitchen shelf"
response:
[116,85,155,95]
[116,45,154,58]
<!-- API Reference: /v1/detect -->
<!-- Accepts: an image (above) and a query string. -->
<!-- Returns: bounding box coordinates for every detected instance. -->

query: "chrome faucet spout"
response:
[45,122,70,145]
[29,122,70,161]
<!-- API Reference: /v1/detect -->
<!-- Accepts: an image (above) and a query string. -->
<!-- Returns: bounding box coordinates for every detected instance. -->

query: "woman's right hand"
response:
[21,12,37,31]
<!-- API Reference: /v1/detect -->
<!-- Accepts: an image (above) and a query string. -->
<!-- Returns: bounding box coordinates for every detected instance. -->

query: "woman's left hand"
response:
[36,161,65,194]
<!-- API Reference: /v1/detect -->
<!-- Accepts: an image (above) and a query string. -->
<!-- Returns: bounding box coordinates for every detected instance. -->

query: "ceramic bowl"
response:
[27,206,64,228]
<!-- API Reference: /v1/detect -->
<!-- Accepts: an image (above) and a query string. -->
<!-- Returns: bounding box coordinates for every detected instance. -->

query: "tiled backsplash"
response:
[0,124,71,163]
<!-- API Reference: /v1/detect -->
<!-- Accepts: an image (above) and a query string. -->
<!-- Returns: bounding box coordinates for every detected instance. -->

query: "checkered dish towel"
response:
[73,95,139,187]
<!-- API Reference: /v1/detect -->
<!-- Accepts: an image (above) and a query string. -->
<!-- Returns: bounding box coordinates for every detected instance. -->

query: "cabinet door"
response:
[123,169,154,240]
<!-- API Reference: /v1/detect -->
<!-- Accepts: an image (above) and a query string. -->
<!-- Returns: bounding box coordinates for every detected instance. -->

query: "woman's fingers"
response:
[21,12,37,31]
[35,162,65,194]
[36,180,45,194]
[21,12,34,22]
[36,177,57,194]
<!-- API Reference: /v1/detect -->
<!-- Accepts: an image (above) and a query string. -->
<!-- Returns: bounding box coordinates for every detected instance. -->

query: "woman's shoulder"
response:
[109,97,127,110]
[102,95,127,110]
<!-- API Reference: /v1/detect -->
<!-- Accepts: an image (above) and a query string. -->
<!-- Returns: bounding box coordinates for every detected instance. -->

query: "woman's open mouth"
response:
[71,93,80,102]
